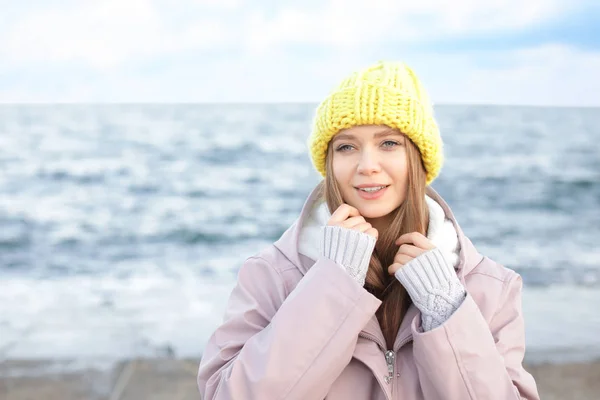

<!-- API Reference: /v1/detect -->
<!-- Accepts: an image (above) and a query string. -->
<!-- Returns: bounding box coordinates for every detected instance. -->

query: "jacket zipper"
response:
[358,332,398,386]
[384,350,395,384]
[394,335,413,353]
[357,332,414,400]
[358,332,414,384]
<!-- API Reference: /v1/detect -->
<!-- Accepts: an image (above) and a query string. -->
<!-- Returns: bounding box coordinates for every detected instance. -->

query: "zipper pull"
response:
[384,350,395,384]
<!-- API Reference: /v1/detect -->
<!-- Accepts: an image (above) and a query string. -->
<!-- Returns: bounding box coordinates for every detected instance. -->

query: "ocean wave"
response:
[515,267,600,287]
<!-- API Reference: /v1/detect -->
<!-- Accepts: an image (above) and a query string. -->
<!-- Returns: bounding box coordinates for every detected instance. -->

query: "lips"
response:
[356,185,389,192]
[355,185,389,200]
[355,184,390,189]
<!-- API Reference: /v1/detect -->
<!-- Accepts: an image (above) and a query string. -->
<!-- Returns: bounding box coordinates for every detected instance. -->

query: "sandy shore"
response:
[1,358,599,399]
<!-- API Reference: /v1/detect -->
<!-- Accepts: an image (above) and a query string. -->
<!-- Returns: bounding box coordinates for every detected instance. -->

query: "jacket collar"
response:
[273,182,484,350]
[297,187,461,270]
[274,182,484,280]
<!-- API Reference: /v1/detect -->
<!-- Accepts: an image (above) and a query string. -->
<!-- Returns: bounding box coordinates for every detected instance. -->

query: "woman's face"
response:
[331,125,409,227]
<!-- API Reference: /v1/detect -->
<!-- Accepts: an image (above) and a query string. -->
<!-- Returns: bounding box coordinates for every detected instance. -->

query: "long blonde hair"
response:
[320,128,429,349]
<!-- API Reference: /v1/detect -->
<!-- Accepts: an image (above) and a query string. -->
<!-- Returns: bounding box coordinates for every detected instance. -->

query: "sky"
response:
[1,0,599,106]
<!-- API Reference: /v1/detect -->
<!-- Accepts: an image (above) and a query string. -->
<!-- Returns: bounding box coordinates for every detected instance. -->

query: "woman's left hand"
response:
[388,232,436,275]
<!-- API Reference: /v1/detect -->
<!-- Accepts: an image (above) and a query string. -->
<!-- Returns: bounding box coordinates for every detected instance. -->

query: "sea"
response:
[0,104,599,366]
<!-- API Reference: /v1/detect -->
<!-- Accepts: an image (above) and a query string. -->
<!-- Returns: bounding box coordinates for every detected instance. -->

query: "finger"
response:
[329,204,360,225]
[388,263,403,275]
[350,222,372,233]
[393,253,413,266]
[341,216,366,229]
[365,227,378,239]
[395,232,435,250]
[397,244,422,258]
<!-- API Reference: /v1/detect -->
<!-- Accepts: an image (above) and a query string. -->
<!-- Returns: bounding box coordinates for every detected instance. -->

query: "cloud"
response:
[2,0,589,67]
[242,0,577,54]
[0,0,230,69]
[0,0,598,105]
[191,0,242,8]
[3,42,597,106]
[398,3,600,54]
[406,44,600,106]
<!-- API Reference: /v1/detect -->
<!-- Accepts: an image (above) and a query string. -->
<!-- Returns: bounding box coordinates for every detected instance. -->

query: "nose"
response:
[356,149,381,175]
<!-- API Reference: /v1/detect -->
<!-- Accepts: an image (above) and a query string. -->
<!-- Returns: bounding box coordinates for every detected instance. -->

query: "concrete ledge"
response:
[1,358,599,400]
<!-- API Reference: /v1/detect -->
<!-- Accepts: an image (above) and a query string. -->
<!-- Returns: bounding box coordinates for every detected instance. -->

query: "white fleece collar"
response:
[298,195,461,269]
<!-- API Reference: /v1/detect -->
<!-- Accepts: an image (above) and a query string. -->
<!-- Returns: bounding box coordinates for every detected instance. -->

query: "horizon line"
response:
[0,101,598,109]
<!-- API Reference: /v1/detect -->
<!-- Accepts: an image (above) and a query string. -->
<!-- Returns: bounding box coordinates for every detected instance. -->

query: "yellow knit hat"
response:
[308,61,443,185]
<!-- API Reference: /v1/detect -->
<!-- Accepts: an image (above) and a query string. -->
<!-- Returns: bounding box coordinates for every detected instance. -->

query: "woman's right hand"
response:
[327,204,379,240]
[321,203,379,286]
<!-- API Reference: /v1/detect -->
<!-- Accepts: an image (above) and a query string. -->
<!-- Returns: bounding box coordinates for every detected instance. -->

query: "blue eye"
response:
[335,141,401,152]
[382,140,400,148]
[336,144,353,152]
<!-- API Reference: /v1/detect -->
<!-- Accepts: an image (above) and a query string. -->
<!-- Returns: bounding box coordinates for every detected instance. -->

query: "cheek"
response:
[388,156,409,181]
[332,160,356,200]
[385,159,409,199]
[332,159,351,182]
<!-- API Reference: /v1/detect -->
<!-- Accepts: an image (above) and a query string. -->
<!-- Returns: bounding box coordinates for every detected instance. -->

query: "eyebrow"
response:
[331,129,404,143]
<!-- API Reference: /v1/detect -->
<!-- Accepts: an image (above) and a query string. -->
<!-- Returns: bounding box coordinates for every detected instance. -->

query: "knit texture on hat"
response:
[308,61,443,185]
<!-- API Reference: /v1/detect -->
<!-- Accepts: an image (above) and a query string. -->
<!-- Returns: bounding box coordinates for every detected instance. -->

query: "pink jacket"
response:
[198,184,540,400]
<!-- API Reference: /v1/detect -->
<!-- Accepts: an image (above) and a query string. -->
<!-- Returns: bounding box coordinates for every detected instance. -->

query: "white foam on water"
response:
[0,272,236,362]
[2,270,600,365]
[522,286,600,362]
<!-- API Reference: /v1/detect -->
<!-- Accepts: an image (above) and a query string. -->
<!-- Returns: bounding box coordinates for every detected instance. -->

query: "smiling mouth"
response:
[355,185,390,193]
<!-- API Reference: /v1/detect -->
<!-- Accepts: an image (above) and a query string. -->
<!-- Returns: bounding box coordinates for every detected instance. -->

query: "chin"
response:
[353,203,393,219]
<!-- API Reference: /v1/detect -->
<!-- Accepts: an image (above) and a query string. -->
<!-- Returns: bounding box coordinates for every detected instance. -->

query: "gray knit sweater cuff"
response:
[394,247,466,331]
[320,225,376,286]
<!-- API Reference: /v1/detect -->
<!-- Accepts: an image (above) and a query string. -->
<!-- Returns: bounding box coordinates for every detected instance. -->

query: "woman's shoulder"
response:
[458,233,520,288]
[466,255,520,284]
[245,244,300,273]
[463,255,523,319]
[238,244,305,294]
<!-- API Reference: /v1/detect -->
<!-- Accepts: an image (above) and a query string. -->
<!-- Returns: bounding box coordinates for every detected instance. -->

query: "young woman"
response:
[197,61,540,399]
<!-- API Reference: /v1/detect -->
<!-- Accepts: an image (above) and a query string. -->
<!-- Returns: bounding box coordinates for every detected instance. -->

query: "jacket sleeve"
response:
[410,272,540,400]
[197,255,382,400]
